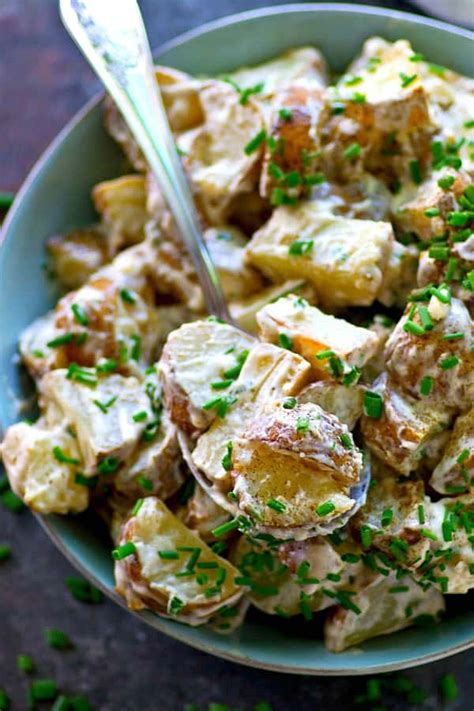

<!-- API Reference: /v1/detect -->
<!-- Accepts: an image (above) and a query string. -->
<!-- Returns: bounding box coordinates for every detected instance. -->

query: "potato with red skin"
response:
[384,296,474,411]
[231,402,362,536]
[361,373,453,476]
[260,85,327,200]
[114,497,244,626]
[430,409,474,495]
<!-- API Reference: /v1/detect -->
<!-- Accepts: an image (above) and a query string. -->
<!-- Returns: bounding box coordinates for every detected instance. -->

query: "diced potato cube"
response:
[1,421,89,514]
[114,496,244,624]
[430,409,474,494]
[178,81,264,224]
[245,203,393,309]
[385,296,474,411]
[40,370,152,473]
[231,402,362,534]
[92,175,148,253]
[256,294,379,379]
[361,374,453,475]
[159,319,255,435]
[191,343,311,493]
[324,570,445,652]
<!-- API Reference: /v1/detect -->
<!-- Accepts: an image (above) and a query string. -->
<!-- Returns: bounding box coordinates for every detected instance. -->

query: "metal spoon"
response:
[59,0,231,322]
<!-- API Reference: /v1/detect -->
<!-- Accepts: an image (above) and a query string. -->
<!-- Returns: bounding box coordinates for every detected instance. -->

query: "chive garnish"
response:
[45,629,72,649]
[363,391,383,418]
[52,446,79,466]
[244,128,266,155]
[112,541,136,560]
[71,304,89,327]
[316,501,335,517]
[120,288,136,304]
[267,499,287,513]
[343,142,361,160]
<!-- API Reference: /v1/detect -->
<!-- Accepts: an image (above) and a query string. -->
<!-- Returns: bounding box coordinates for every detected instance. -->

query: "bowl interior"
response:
[1,4,473,674]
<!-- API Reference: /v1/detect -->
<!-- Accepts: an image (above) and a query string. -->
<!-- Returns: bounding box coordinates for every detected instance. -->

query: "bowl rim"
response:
[2,2,474,675]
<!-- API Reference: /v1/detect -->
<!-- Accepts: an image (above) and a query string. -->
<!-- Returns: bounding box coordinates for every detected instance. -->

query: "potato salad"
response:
[1,37,473,652]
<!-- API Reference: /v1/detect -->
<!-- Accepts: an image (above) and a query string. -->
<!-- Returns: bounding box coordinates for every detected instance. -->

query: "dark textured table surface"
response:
[0,1,473,709]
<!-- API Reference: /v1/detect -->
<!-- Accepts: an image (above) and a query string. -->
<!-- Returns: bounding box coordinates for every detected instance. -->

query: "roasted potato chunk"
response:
[159,319,255,436]
[361,373,453,475]
[40,370,152,474]
[351,462,431,568]
[245,203,393,309]
[1,420,89,514]
[191,343,311,494]
[256,294,379,380]
[430,409,474,495]
[46,226,108,290]
[231,402,362,536]
[229,280,312,334]
[92,175,148,253]
[384,296,474,411]
[178,81,264,224]
[324,570,445,652]
[114,497,244,625]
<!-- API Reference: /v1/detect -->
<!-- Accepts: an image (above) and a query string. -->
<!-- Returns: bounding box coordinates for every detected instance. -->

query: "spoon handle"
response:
[60,0,231,321]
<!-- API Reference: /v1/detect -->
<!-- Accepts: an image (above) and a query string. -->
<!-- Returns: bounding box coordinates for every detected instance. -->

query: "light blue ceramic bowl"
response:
[1,4,473,674]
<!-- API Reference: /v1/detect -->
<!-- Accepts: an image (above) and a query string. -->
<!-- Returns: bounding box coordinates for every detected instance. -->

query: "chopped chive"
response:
[71,304,89,327]
[278,107,293,121]
[120,288,136,304]
[360,525,372,548]
[389,585,410,593]
[137,476,153,491]
[424,207,440,218]
[168,596,184,616]
[221,441,233,472]
[202,395,238,418]
[420,528,438,541]
[98,457,119,474]
[74,473,97,488]
[352,92,366,103]
[131,498,144,516]
[418,305,433,330]
[96,358,117,373]
[282,397,297,409]
[343,142,361,160]
[65,576,103,603]
[344,75,362,86]
[52,446,80,466]
[381,508,394,527]
[211,379,234,390]
[288,239,314,256]
[316,349,335,360]
[212,519,240,538]
[112,541,136,560]
[45,628,72,649]
[429,245,450,261]
[439,673,458,702]
[17,654,35,673]
[47,333,74,348]
[417,504,426,525]
[438,175,455,189]
[93,395,117,414]
[400,72,417,87]
[420,376,434,397]
[340,433,353,449]
[130,334,141,361]
[457,448,469,464]
[132,410,148,422]
[341,553,360,564]
[316,501,335,517]
[267,499,287,513]
[363,391,383,418]
[51,696,71,711]
[403,320,425,336]
[439,355,460,370]
[442,331,464,341]
[278,333,293,350]
[29,679,58,702]
[296,415,310,434]
[1,489,25,513]
[409,159,422,185]
[244,128,266,155]
[0,544,11,561]
[410,53,424,62]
